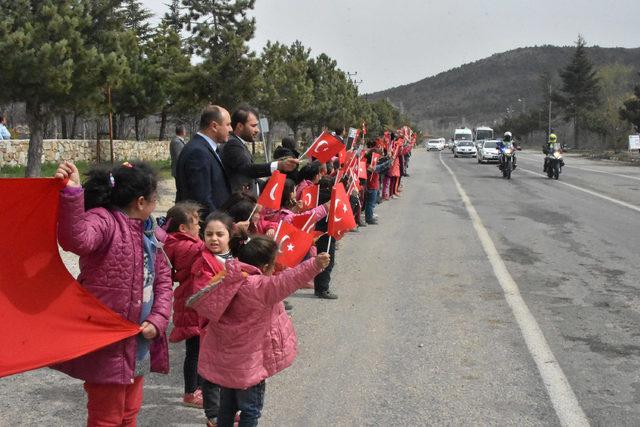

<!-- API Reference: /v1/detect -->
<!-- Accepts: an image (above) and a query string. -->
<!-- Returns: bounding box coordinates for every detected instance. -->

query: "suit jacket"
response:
[221,133,273,194]
[169,136,185,177]
[175,134,230,219]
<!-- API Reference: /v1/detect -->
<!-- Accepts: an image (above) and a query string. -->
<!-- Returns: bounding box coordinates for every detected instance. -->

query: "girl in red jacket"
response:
[190,211,235,426]
[163,201,205,408]
[189,236,330,427]
[54,161,172,426]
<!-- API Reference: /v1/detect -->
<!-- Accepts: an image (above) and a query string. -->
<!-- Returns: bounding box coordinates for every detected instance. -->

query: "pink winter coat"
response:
[54,187,173,384]
[265,204,328,225]
[164,232,204,342]
[192,258,322,389]
[295,179,313,201]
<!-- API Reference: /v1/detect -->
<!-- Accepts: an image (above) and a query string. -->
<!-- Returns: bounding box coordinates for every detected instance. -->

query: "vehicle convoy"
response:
[452,127,473,153]
[454,140,477,158]
[477,140,501,163]
[497,132,518,179]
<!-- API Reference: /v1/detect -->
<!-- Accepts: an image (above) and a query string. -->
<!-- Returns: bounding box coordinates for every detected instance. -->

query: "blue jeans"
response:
[364,189,378,222]
[218,381,265,427]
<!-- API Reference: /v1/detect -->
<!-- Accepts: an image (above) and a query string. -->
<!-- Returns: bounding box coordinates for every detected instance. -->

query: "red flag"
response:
[299,184,319,211]
[362,121,367,135]
[257,170,286,210]
[274,222,315,268]
[0,179,141,378]
[290,211,317,233]
[305,131,345,163]
[358,160,368,180]
[327,183,356,240]
[371,152,381,170]
[337,146,347,166]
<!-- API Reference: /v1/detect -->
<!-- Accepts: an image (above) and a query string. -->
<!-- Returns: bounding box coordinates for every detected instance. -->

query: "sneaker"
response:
[315,290,338,300]
[206,418,217,427]
[366,219,378,225]
[358,221,367,227]
[283,300,293,311]
[183,389,203,408]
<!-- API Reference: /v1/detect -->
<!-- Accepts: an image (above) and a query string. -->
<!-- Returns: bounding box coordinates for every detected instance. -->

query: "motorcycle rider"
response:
[543,132,564,172]
[497,131,517,170]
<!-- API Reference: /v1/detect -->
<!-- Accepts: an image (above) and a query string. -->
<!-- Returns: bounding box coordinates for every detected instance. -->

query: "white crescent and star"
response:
[269,183,279,201]
[313,140,329,153]
[304,193,312,206]
[278,235,290,253]
[333,198,344,222]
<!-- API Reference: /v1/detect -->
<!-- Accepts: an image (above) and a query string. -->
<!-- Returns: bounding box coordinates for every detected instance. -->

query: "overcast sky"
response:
[142,0,640,94]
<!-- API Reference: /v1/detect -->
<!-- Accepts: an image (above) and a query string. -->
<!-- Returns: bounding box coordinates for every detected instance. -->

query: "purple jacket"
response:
[53,187,173,384]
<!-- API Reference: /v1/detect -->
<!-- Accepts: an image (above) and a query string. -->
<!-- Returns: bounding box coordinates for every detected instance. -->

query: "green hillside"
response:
[369,45,640,136]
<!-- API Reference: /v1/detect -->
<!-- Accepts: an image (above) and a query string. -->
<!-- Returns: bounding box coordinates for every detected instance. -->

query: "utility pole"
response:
[548,83,552,137]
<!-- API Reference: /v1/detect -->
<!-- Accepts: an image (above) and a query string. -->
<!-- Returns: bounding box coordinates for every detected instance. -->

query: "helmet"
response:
[549,133,557,143]
[503,131,512,141]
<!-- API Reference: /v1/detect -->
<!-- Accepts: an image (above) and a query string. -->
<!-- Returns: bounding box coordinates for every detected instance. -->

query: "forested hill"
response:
[368,45,640,135]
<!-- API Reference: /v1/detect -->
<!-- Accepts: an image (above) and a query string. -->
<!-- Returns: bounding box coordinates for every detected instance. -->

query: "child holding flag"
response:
[189,236,330,426]
[53,161,172,426]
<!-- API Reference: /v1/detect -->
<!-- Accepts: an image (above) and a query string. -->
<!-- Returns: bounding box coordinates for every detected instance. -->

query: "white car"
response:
[427,138,445,151]
[453,140,477,158]
[477,140,501,163]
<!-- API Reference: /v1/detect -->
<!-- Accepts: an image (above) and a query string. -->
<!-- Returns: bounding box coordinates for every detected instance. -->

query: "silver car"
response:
[477,140,501,163]
[453,141,477,158]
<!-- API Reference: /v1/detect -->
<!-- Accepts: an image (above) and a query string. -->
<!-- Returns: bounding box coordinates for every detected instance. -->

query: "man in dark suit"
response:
[221,106,299,195]
[175,106,232,220]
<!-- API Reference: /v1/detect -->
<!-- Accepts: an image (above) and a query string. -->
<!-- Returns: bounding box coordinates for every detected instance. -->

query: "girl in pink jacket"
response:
[163,201,205,408]
[189,236,330,426]
[54,161,172,426]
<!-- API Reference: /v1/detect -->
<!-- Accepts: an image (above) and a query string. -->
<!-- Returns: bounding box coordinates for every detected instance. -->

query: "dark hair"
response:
[199,105,224,130]
[175,125,186,135]
[231,235,277,268]
[166,201,202,233]
[203,211,235,236]
[281,137,296,151]
[333,127,344,136]
[84,161,158,211]
[281,178,296,209]
[298,160,321,183]
[231,106,259,130]
[317,176,334,204]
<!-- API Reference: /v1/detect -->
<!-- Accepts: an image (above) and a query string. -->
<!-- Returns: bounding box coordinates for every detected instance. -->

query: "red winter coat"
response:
[192,258,322,389]
[54,187,172,384]
[163,232,204,342]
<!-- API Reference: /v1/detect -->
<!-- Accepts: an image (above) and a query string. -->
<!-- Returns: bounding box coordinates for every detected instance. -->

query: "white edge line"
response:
[439,153,589,427]
[518,168,640,214]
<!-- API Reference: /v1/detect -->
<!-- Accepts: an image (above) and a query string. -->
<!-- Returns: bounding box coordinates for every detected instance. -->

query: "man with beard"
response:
[222,106,299,195]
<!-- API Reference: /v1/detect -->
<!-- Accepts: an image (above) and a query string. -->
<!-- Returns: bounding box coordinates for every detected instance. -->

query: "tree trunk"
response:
[60,114,68,139]
[70,113,78,139]
[134,116,140,141]
[159,109,168,141]
[25,102,45,177]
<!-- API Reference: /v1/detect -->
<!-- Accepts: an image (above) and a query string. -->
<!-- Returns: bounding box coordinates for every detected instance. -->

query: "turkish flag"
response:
[274,222,315,268]
[337,146,347,166]
[299,184,319,211]
[306,131,345,163]
[291,211,317,233]
[371,152,381,170]
[358,160,368,180]
[0,179,140,378]
[327,183,356,240]
[257,170,286,210]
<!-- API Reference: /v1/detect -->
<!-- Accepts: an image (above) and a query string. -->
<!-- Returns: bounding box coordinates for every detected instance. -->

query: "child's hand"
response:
[266,229,275,238]
[235,220,250,233]
[140,321,158,340]
[54,161,81,187]
[323,201,331,210]
[315,252,331,270]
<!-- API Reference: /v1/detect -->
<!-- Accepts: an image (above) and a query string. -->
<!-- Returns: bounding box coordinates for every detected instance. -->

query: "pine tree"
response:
[0,0,129,176]
[620,73,640,133]
[554,36,601,149]
[181,0,259,107]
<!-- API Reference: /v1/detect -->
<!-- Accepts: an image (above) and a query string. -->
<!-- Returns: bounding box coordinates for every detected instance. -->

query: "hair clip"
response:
[108,172,115,188]
[122,161,134,168]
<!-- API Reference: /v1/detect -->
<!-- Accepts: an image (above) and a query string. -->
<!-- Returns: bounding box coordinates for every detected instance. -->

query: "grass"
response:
[0,159,173,179]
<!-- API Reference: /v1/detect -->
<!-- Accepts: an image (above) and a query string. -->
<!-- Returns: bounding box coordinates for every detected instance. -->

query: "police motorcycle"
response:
[497,132,519,179]
[544,142,564,180]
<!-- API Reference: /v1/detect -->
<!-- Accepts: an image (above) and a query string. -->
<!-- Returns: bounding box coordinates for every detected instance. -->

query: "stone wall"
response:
[0,138,267,166]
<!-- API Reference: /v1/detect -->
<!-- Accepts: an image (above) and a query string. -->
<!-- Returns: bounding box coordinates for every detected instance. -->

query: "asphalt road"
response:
[1,149,640,425]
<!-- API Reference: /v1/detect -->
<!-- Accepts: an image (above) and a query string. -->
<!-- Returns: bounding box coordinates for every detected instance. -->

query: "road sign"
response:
[629,134,640,151]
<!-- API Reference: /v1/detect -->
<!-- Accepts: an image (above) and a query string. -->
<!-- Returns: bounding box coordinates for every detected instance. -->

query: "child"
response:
[163,201,206,408]
[190,211,236,426]
[222,192,278,237]
[295,160,322,200]
[189,236,330,426]
[53,161,172,426]
[313,176,339,299]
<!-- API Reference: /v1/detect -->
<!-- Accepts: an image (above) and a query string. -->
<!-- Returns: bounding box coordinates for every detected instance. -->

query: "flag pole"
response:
[246,203,259,222]
[273,220,283,242]
[302,213,315,232]
[326,236,332,253]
